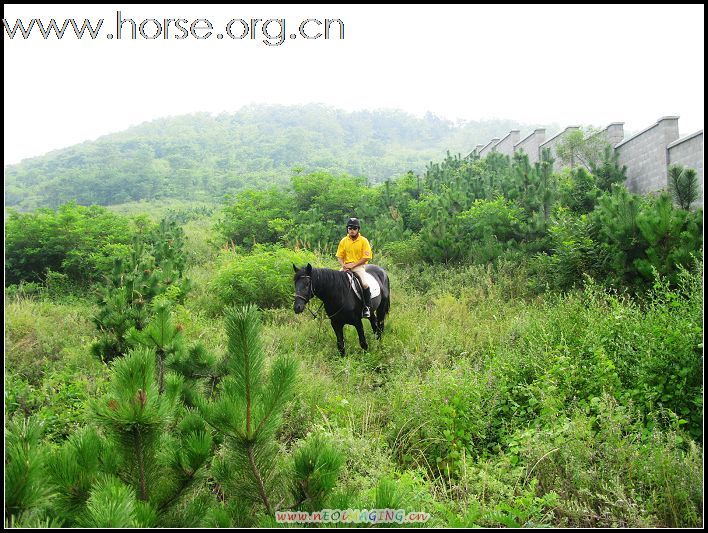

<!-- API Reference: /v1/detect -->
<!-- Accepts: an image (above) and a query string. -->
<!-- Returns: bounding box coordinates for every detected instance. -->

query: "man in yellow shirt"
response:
[336,217,373,317]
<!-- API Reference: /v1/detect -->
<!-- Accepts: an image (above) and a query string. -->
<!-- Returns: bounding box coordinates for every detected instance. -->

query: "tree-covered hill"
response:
[5,104,544,210]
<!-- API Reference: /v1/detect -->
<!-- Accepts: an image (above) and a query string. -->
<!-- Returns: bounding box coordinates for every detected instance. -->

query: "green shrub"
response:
[378,236,422,266]
[5,202,142,286]
[209,245,318,312]
[216,188,295,249]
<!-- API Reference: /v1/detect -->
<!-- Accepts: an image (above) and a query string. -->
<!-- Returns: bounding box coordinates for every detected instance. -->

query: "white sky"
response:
[3,3,705,166]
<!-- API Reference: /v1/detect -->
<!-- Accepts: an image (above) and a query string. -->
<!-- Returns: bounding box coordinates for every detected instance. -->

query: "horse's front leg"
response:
[331,321,345,356]
[354,320,368,351]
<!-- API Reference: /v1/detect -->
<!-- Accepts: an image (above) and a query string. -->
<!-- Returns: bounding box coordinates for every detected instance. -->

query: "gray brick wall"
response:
[472,117,703,208]
[494,130,520,157]
[514,129,546,164]
[605,123,625,147]
[478,138,500,158]
[616,117,679,196]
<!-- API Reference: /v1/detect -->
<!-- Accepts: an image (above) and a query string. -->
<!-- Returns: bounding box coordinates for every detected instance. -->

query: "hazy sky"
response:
[4,4,705,166]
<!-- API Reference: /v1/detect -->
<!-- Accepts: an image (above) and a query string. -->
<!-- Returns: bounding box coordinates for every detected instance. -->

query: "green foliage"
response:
[614,267,703,440]
[198,305,298,517]
[5,416,51,522]
[554,127,610,169]
[4,296,107,442]
[75,474,144,528]
[4,131,705,529]
[4,244,703,528]
[667,163,699,210]
[589,144,628,192]
[291,433,344,511]
[45,426,116,525]
[92,220,192,361]
[593,185,647,286]
[454,197,524,263]
[558,166,600,214]
[529,208,612,291]
[92,348,173,501]
[515,395,703,527]
[634,193,703,283]
[289,171,380,252]
[378,235,423,266]
[587,187,703,290]
[209,245,317,311]
[5,202,138,286]
[127,302,222,408]
[6,105,531,209]
[217,188,295,248]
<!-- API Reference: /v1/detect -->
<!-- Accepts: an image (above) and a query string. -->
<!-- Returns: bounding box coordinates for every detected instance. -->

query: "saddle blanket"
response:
[348,271,381,300]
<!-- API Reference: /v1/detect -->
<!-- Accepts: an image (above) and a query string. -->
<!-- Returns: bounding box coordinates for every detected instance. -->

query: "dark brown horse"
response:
[293,263,390,355]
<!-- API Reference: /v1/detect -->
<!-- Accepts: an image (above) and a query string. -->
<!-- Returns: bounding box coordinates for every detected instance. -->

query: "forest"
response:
[5,108,703,527]
[4,104,536,210]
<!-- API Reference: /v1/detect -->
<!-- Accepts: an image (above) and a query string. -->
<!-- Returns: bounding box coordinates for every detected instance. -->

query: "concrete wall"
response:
[604,122,625,147]
[468,144,485,158]
[539,126,580,172]
[473,116,703,207]
[494,130,520,157]
[514,128,546,164]
[615,116,680,196]
[668,130,704,209]
[478,138,500,158]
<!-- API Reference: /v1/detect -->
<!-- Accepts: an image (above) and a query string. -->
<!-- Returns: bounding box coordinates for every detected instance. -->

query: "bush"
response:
[209,245,318,311]
[5,202,142,286]
[378,236,422,266]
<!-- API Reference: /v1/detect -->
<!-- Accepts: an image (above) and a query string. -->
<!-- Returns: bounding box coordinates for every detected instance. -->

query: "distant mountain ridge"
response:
[5,104,546,210]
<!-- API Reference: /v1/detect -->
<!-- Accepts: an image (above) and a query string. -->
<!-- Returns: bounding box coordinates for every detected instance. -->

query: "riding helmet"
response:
[346,217,360,229]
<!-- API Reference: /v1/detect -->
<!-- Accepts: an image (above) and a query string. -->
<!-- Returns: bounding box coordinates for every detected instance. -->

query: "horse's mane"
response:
[312,267,350,296]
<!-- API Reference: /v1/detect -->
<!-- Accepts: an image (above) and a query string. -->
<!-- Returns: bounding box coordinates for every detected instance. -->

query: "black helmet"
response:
[346,217,360,229]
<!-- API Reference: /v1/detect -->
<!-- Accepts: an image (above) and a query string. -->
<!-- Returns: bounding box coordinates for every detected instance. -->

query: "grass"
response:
[4,252,703,526]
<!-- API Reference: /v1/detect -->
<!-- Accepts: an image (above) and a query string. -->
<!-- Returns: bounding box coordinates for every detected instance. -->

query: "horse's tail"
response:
[380,272,391,318]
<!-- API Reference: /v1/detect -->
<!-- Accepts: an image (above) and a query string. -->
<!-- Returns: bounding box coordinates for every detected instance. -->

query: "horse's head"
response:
[293,263,313,314]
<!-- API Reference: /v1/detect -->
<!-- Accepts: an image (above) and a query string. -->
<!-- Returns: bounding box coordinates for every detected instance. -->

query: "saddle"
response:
[346,270,381,301]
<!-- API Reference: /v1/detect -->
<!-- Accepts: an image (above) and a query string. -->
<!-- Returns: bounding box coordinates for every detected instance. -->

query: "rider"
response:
[336,217,373,317]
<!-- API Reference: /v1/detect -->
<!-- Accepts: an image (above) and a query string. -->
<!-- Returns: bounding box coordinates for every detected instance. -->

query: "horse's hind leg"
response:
[354,320,368,351]
[375,308,385,338]
[332,321,345,356]
[368,315,379,337]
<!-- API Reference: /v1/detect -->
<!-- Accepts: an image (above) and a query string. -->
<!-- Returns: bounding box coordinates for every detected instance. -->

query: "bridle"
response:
[294,275,315,303]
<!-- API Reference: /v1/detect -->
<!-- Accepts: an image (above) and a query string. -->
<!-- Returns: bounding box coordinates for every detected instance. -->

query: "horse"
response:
[293,263,390,356]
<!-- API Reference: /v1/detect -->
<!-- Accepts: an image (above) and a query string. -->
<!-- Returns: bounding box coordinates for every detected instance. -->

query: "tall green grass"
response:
[5,250,703,526]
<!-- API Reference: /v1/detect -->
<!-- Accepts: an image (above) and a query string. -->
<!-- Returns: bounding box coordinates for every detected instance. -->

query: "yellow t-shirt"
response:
[336,235,373,264]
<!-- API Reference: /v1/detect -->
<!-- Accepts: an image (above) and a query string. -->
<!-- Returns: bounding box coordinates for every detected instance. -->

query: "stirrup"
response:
[362,307,371,318]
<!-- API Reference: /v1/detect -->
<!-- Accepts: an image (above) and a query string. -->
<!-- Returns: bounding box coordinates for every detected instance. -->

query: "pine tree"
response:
[89,346,213,522]
[589,145,627,192]
[92,219,191,362]
[128,301,222,404]
[8,305,344,528]
[5,416,51,523]
[668,164,699,210]
[197,305,297,520]
[634,193,703,282]
[92,348,173,502]
[595,185,645,285]
[291,434,343,512]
